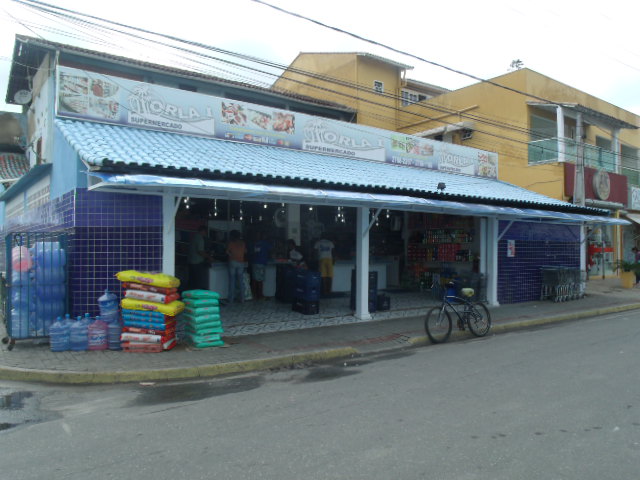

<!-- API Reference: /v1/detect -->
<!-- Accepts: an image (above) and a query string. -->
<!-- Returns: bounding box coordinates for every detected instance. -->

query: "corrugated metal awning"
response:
[88,172,629,226]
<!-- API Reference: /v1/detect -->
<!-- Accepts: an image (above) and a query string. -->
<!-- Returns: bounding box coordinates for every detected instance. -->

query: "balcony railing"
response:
[528,137,616,172]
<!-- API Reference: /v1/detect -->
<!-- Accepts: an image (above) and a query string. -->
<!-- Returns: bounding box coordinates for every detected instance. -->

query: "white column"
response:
[580,226,586,273]
[612,128,621,173]
[355,206,372,321]
[556,106,565,163]
[479,217,488,275]
[574,112,585,207]
[162,195,176,276]
[485,217,499,306]
[286,204,301,245]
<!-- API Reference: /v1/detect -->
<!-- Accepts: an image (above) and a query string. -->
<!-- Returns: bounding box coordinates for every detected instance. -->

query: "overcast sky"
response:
[1,0,639,116]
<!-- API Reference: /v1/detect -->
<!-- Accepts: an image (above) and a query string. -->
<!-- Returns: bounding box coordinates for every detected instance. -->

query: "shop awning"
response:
[57,118,608,215]
[88,172,629,226]
[623,213,640,226]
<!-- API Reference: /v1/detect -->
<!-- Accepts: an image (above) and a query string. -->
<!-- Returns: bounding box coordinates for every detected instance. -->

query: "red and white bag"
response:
[124,289,180,304]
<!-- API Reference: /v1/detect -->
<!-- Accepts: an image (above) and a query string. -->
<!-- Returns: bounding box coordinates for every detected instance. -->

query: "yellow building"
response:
[276,58,640,278]
[399,68,640,278]
[273,52,448,131]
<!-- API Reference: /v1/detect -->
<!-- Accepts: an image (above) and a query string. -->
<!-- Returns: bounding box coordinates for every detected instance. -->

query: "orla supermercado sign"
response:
[55,66,498,179]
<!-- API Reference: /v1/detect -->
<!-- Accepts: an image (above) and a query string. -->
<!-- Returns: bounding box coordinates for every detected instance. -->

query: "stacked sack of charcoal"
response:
[115,270,185,353]
[180,290,224,348]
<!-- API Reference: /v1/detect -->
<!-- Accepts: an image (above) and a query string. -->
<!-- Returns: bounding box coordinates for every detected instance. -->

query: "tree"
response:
[509,59,524,71]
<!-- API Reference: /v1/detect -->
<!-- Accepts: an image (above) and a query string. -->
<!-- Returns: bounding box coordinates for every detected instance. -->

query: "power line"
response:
[8,0,639,174]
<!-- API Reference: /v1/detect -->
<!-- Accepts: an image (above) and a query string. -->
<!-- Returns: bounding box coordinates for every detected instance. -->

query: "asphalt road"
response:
[1,311,639,479]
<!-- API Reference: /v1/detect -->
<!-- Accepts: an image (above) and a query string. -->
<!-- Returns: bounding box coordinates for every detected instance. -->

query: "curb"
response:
[0,347,359,385]
[2,304,640,385]
[408,303,640,347]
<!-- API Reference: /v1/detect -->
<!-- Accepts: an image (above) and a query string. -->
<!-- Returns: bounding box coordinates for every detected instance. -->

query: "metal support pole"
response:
[355,206,372,321]
[574,112,585,207]
[486,217,499,306]
[162,195,177,276]
[556,105,565,163]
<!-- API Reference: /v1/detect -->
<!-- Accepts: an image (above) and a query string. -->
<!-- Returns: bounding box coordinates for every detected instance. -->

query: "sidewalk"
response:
[1,278,639,384]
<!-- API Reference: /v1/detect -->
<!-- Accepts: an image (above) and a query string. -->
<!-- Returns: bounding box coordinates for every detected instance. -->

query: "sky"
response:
[1,0,639,116]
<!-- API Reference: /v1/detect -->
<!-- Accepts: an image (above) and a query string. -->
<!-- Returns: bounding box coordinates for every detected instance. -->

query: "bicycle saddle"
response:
[460,288,475,297]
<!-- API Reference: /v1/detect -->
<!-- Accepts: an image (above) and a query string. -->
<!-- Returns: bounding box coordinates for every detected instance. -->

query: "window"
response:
[5,196,24,219]
[401,90,429,106]
[621,143,640,187]
[530,114,556,141]
[27,184,49,211]
[373,81,384,94]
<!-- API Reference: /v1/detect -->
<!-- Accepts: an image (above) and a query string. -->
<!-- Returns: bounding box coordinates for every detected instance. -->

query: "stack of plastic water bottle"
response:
[32,242,66,336]
[9,246,33,339]
[98,289,122,351]
[49,290,122,352]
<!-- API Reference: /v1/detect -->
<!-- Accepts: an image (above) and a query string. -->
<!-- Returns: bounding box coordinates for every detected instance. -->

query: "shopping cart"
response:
[540,266,584,302]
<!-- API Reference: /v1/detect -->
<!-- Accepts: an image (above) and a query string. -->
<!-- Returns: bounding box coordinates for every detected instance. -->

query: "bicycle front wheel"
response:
[425,306,452,344]
[467,302,491,337]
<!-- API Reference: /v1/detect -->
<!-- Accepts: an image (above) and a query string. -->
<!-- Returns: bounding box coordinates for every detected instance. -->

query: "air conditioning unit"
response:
[461,129,473,140]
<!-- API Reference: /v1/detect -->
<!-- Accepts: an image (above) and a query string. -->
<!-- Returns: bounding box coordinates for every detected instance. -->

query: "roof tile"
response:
[56,119,582,210]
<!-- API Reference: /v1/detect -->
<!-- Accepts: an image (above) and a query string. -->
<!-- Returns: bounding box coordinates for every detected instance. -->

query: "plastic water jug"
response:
[107,321,122,351]
[98,290,119,323]
[87,316,108,351]
[36,283,65,301]
[11,246,32,272]
[35,299,64,335]
[9,308,29,338]
[11,270,32,285]
[11,285,34,308]
[35,266,65,284]
[49,317,70,352]
[69,317,88,351]
[33,242,66,269]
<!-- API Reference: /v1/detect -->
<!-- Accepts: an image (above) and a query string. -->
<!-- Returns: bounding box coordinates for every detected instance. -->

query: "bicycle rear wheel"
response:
[466,302,491,337]
[425,306,452,343]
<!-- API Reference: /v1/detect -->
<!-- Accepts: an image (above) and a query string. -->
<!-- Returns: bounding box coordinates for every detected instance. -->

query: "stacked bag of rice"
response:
[115,270,185,353]
[181,290,224,348]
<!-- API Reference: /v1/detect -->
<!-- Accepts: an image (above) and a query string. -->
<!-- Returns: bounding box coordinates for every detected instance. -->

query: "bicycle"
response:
[424,282,491,343]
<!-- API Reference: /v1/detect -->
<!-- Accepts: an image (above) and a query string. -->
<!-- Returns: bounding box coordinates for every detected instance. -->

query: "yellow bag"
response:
[121,297,185,316]
[116,270,180,288]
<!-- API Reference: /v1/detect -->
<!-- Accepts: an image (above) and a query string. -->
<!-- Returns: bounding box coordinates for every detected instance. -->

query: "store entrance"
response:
[172,199,483,334]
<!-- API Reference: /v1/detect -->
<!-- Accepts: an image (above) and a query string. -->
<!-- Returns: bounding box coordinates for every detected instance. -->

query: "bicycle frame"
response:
[438,295,476,328]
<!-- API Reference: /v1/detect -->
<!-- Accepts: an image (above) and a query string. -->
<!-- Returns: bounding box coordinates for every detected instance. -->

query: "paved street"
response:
[1,309,639,479]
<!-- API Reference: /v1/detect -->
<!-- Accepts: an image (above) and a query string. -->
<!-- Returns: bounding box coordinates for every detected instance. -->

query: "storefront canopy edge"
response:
[623,213,640,226]
[88,172,629,226]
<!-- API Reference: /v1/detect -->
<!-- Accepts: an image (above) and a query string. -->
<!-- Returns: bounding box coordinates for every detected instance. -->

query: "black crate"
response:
[275,265,297,303]
[376,294,390,311]
[295,270,322,288]
[295,285,320,301]
[292,299,320,315]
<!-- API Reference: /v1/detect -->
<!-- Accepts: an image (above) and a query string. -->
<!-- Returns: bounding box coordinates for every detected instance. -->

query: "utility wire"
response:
[8,0,638,173]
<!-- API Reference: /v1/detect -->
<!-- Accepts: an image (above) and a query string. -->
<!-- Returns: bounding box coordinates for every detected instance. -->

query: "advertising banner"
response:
[56,66,498,178]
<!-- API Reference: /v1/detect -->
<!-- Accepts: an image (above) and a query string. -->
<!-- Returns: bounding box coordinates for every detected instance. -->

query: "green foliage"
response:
[615,260,640,273]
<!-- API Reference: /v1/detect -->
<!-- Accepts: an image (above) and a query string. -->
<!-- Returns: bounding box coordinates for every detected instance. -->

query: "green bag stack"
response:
[181,290,224,348]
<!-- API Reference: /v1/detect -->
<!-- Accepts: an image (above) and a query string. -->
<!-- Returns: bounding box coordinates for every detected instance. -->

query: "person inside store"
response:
[633,246,640,286]
[314,236,335,295]
[287,238,305,268]
[250,231,272,299]
[226,230,247,303]
[188,225,214,291]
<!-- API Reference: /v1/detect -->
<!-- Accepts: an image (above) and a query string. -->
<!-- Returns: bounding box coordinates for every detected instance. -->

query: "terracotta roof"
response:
[0,153,29,181]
